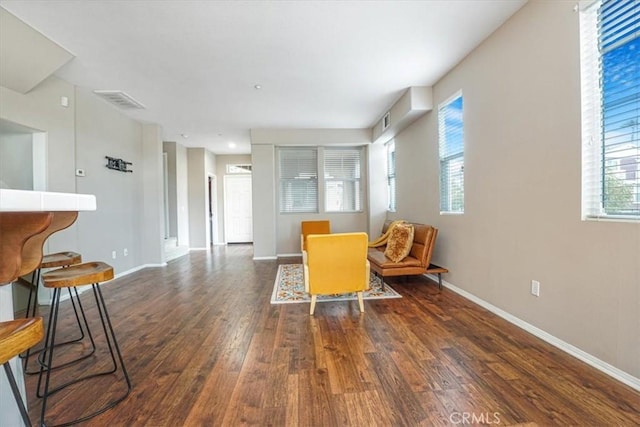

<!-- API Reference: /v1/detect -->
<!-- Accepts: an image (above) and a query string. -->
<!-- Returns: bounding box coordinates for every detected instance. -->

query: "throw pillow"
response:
[384,223,414,262]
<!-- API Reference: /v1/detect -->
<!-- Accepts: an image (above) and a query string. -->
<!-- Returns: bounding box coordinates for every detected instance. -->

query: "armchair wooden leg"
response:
[357,291,364,313]
[310,295,317,315]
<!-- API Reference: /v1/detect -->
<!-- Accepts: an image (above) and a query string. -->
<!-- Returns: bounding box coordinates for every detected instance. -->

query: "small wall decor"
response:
[105,156,133,173]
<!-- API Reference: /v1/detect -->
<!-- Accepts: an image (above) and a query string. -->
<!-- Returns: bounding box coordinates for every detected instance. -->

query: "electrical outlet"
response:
[112,250,117,259]
[124,248,128,257]
[531,280,540,297]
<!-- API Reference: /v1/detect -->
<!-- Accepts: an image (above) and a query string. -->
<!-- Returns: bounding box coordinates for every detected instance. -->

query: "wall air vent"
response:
[93,90,145,110]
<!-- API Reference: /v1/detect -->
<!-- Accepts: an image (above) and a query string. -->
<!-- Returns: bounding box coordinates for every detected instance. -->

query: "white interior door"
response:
[224,174,253,243]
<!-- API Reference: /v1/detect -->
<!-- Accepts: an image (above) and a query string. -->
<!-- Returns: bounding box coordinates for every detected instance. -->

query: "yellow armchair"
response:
[303,232,370,315]
[300,220,331,264]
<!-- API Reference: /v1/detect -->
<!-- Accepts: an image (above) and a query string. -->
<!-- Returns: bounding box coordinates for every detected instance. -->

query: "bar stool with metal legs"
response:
[22,251,97,375]
[26,252,82,320]
[38,261,131,426]
[0,317,44,427]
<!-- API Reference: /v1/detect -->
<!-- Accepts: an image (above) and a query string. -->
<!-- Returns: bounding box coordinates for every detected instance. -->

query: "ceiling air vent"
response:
[93,90,145,109]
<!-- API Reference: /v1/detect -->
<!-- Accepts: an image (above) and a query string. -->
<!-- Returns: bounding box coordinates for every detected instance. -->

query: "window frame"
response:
[278,147,318,214]
[438,91,465,215]
[277,145,365,215]
[323,146,364,213]
[580,0,640,221]
[386,140,396,212]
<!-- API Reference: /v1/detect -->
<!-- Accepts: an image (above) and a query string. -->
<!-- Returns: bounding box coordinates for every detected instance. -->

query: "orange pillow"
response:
[384,223,414,262]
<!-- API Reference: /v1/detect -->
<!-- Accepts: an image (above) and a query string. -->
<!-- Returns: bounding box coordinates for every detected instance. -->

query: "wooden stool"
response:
[27,252,82,319]
[38,262,131,426]
[23,251,95,375]
[0,317,44,427]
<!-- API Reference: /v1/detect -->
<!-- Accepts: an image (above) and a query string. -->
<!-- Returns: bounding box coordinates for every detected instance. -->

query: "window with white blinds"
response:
[438,92,464,214]
[278,147,318,213]
[324,147,363,212]
[386,140,396,212]
[581,0,640,220]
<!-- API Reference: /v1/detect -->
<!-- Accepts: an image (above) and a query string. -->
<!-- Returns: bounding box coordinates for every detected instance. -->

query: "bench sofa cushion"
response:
[368,250,423,268]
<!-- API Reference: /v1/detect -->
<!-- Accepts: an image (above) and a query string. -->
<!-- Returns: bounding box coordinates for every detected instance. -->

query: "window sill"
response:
[583,215,640,224]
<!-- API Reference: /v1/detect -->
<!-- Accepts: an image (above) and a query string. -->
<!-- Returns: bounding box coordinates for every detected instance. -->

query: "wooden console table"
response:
[0,189,96,426]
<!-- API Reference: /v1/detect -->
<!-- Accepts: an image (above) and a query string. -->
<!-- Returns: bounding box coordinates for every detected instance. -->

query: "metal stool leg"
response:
[31,288,97,377]
[24,266,94,375]
[39,283,131,426]
[3,362,32,427]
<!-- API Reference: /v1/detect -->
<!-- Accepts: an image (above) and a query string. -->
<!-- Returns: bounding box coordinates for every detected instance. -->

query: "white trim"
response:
[114,263,165,280]
[438,89,463,110]
[189,247,208,251]
[584,215,640,224]
[427,274,640,392]
[253,256,277,260]
[277,253,302,258]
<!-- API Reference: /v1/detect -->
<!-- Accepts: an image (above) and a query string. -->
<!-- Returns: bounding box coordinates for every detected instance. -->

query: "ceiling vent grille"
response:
[93,90,145,109]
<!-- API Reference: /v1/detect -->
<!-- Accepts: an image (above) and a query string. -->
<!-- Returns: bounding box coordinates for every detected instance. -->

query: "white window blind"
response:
[324,147,363,212]
[279,147,318,213]
[581,0,640,219]
[439,92,465,213]
[386,140,396,212]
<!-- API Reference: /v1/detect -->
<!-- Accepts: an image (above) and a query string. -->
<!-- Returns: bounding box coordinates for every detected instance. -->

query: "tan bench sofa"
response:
[367,220,448,289]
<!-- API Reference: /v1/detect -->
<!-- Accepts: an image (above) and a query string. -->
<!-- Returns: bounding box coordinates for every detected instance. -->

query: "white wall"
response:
[0,132,32,189]
[187,148,205,248]
[393,1,640,380]
[164,141,178,238]
[75,86,144,271]
[175,143,190,248]
[252,128,371,146]
[251,144,276,258]
[141,123,165,265]
[163,141,190,248]
[187,147,208,249]
[367,142,388,237]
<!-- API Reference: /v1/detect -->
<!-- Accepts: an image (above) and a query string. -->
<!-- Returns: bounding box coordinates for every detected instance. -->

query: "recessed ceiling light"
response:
[254,84,262,90]
[181,133,189,138]
[228,142,236,148]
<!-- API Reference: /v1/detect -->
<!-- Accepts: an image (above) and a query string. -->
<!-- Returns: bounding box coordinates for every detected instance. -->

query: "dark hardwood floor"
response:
[23,244,640,426]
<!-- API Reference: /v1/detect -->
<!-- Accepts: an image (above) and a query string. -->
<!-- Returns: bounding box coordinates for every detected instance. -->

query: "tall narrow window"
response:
[581,0,640,219]
[386,140,396,211]
[439,92,464,213]
[324,147,363,212]
[278,147,318,213]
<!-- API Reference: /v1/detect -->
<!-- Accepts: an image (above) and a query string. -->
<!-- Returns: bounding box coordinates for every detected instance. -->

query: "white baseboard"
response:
[253,256,277,260]
[427,274,640,392]
[114,263,163,280]
[277,253,302,258]
[189,247,208,251]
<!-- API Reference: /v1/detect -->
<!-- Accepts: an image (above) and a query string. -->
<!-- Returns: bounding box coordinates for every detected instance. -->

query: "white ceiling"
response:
[0,0,526,155]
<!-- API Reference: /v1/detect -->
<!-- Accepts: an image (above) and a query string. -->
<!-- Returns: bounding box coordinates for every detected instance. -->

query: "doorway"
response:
[223,174,253,243]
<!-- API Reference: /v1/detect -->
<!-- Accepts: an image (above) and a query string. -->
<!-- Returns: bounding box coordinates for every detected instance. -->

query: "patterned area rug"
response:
[271,264,402,304]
